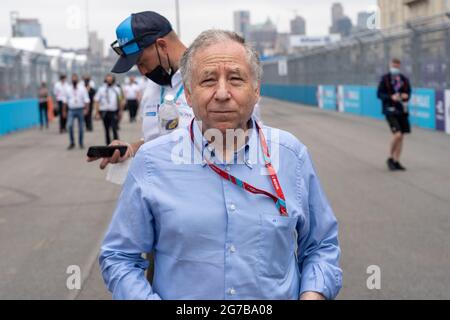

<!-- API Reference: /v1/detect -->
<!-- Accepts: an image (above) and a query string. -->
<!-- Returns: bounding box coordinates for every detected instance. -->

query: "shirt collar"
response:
[168,69,182,89]
[192,117,256,169]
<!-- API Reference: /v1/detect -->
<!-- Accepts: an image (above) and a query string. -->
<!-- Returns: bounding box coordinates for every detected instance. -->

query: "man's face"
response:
[72,75,78,83]
[105,75,114,85]
[184,40,260,134]
[391,62,401,70]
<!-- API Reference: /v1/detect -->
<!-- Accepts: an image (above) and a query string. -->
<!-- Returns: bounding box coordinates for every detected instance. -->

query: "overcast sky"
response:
[0,0,377,51]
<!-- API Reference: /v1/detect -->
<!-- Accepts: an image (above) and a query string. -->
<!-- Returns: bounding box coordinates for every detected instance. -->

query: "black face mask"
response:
[145,45,174,87]
[72,81,78,87]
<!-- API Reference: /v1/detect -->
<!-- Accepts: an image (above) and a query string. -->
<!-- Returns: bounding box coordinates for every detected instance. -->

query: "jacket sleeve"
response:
[377,76,391,102]
[404,76,412,101]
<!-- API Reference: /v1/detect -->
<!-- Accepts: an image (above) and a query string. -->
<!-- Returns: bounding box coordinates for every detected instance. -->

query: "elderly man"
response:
[99,30,342,300]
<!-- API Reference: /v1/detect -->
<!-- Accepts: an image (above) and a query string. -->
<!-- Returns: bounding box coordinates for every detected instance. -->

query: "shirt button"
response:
[230,245,236,253]
[229,204,236,211]
[229,288,236,295]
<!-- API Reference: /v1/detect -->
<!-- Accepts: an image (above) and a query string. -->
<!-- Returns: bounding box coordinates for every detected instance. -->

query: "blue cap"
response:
[111,11,173,73]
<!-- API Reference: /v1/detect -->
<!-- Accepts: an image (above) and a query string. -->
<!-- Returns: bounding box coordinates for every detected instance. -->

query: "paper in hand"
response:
[106,159,132,185]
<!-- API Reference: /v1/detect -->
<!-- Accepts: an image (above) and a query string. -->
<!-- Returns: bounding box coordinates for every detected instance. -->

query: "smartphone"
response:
[87,145,128,158]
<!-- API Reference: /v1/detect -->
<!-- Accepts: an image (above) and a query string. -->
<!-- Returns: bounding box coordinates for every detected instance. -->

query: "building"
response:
[350,11,376,34]
[11,12,43,38]
[378,0,450,29]
[290,15,306,35]
[335,16,353,37]
[88,31,104,59]
[330,16,353,37]
[246,18,278,57]
[274,33,291,55]
[357,11,374,30]
[329,3,353,37]
[233,11,251,39]
[331,3,344,25]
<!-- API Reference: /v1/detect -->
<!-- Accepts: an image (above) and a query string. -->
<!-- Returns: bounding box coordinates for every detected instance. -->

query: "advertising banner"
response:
[409,88,436,130]
[342,86,362,115]
[318,85,337,111]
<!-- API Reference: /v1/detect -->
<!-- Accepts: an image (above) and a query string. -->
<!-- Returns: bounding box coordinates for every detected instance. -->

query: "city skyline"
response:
[0,0,377,53]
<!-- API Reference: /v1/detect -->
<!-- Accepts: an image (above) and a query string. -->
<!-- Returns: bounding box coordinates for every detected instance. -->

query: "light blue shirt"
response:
[99,118,342,300]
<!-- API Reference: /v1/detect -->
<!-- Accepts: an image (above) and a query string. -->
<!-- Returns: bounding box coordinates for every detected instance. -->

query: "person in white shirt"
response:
[87,11,195,286]
[88,11,193,168]
[64,74,90,150]
[123,76,141,123]
[94,74,124,145]
[53,74,70,133]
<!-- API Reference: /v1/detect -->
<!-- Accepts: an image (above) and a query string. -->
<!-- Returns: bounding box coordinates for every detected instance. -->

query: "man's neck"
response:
[170,44,187,72]
[206,120,251,164]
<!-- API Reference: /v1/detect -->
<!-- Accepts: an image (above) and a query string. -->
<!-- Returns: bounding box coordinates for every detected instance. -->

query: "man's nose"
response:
[214,78,231,101]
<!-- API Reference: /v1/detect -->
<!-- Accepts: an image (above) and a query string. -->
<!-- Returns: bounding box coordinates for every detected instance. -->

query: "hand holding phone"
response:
[87,145,128,158]
[87,140,136,170]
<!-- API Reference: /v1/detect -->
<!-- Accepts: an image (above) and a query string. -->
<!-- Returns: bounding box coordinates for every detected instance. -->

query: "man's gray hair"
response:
[180,29,262,91]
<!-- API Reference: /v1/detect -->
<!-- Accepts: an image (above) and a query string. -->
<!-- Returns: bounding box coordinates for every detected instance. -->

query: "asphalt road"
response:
[261,97,450,299]
[0,97,449,299]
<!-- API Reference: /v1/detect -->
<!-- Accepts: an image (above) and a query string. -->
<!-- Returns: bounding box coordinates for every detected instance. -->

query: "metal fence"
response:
[0,47,114,101]
[262,13,450,90]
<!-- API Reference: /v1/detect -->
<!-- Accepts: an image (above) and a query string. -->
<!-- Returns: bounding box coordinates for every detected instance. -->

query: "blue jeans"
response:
[39,102,48,128]
[67,108,84,146]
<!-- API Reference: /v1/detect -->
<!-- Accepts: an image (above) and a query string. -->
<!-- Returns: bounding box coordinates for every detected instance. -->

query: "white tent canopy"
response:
[0,37,12,48]
[75,54,87,64]
[10,37,46,54]
[45,48,63,57]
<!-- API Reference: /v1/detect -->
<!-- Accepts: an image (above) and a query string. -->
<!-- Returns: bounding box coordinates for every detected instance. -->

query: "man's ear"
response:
[253,84,261,104]
[184,84,193,108]
[156,38,168,54]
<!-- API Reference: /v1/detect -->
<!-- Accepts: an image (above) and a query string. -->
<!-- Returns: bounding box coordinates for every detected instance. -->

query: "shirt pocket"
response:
[258,213,298,279]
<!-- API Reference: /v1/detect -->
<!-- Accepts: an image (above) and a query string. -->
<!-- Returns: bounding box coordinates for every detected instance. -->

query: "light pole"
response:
[175,0,181,38]
[86,0,90,55]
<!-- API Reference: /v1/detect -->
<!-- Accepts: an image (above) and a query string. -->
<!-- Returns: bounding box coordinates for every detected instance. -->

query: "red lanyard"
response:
[189,119,288,216]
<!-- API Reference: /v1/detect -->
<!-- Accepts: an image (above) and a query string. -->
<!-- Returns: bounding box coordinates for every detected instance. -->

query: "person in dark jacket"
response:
[83,76,96,132]
[377,58,411,171]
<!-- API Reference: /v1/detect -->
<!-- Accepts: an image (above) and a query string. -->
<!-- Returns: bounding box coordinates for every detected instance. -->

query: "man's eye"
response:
[202,79,215,84]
